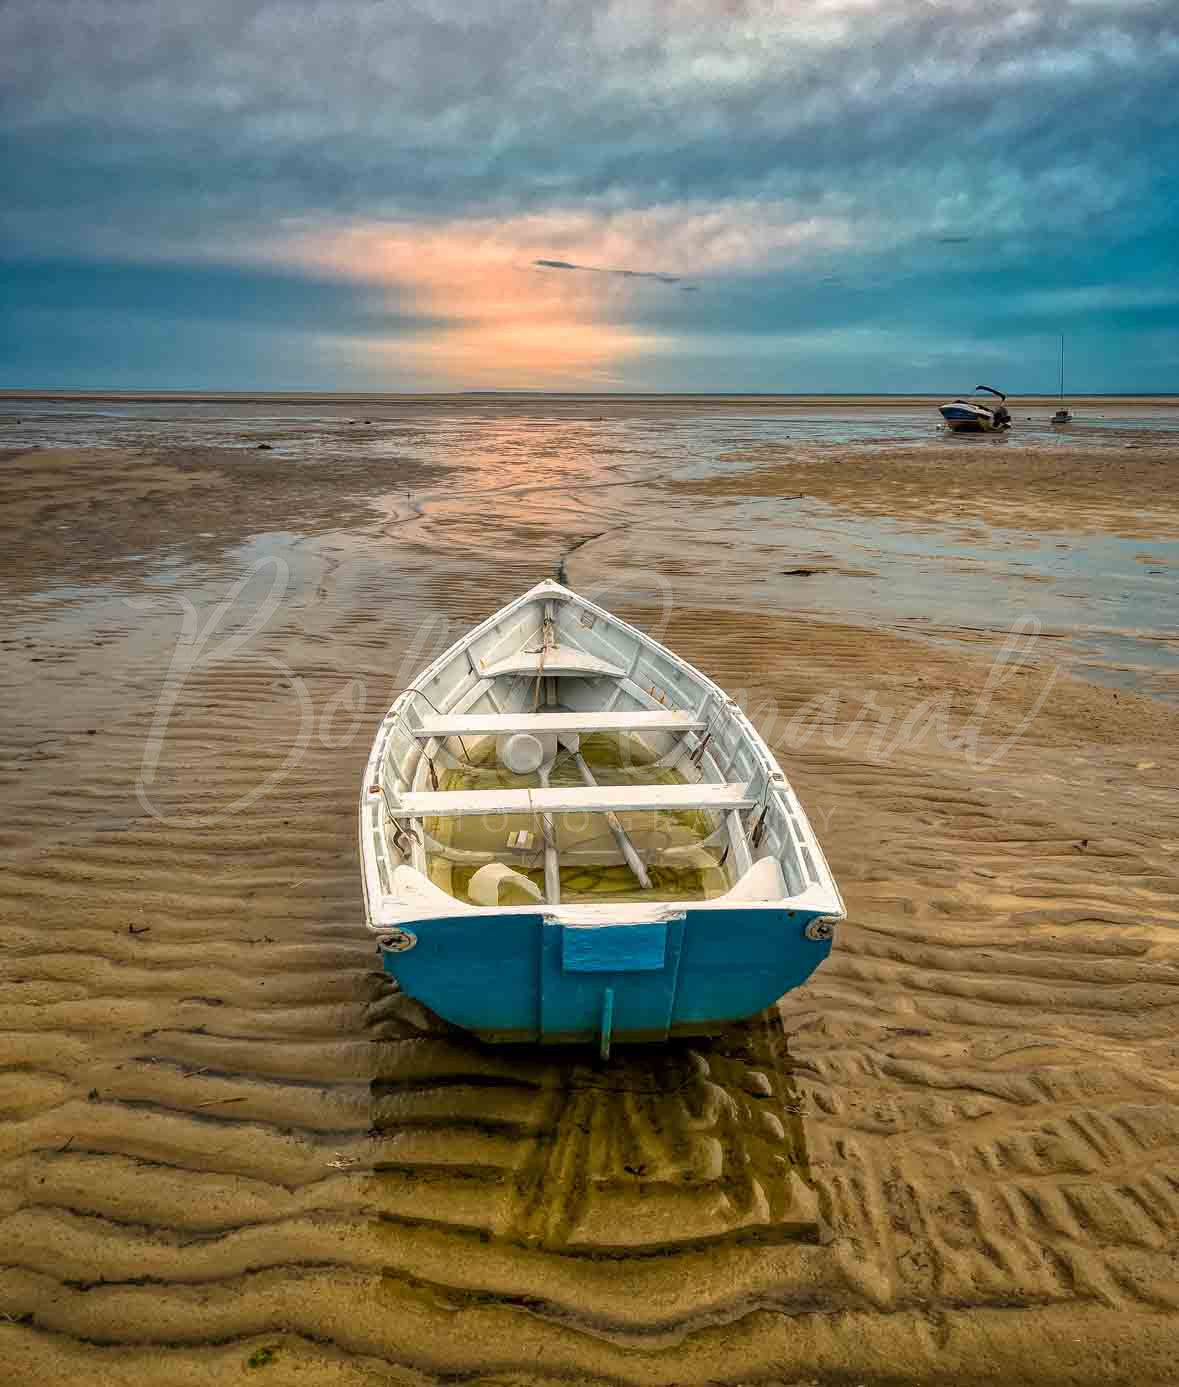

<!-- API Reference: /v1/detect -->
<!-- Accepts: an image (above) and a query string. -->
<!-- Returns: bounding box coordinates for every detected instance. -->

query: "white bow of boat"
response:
[361,579,843,929]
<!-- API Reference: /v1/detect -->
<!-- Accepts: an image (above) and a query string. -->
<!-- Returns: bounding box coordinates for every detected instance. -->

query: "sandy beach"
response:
[1,399,1178,1385]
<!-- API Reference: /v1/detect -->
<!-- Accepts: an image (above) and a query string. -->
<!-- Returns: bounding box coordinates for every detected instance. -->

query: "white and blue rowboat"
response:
[360,580,844,1056]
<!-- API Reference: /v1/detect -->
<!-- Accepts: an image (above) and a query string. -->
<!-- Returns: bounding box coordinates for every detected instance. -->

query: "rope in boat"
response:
[396,685,475,764]
[532,641,546,712]
[532,608,554,712]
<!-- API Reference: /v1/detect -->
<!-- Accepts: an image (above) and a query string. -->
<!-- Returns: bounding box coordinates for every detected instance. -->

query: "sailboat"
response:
[360,579,844,1054]
[1052,335,1072,425]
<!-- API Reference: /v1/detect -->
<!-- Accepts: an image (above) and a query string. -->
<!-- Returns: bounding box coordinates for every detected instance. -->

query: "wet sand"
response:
[689,441,1179,536]
[4,389,1179,409]
[1,416,1178,1385]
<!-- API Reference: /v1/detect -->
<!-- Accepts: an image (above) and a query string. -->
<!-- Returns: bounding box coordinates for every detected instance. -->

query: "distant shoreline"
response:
[3,389,1178,407]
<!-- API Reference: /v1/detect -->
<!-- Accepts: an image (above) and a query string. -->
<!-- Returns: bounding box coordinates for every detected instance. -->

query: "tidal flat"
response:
[1,396,1178,1385]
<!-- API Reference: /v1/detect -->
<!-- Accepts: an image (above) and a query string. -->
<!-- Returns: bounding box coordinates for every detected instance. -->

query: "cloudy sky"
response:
[2,0,1177,392]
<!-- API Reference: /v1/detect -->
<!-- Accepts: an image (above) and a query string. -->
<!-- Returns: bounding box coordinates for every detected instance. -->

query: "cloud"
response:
[1016,281,1179,315]
[534,258,684,286]
[275,215,667,386]
[1,1,1176,387]
[3,0,1176,263]
[259,203,854,385]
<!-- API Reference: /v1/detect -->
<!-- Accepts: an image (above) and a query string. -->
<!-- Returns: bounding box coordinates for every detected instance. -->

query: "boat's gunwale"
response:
[360,579,845,931]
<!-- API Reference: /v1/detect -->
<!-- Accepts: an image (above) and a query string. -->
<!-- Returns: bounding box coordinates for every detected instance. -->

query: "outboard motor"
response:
[976,385,1011,428]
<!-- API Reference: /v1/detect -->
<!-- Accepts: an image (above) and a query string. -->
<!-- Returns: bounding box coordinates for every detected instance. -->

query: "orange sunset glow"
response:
[283,205,855,387]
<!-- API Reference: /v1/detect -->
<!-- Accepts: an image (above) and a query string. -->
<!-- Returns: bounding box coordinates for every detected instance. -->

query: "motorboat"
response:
[939,386,1012,432]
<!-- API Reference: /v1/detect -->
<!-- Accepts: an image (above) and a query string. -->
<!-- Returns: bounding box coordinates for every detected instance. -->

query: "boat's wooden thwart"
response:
[396,782,756,819]
[414,710,705,737]
[360,579,844,1054]
[480,648,626,678]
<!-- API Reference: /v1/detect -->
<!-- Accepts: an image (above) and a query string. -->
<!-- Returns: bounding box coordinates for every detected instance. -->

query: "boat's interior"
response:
[366,585,828,916]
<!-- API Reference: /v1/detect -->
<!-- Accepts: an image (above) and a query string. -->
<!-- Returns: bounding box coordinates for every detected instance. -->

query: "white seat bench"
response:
[414,710,705,738]
[479,648,626,679]
[391,782,755,819]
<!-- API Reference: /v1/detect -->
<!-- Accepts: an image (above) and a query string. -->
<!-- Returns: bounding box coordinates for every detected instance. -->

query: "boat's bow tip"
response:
[524,576,576,600]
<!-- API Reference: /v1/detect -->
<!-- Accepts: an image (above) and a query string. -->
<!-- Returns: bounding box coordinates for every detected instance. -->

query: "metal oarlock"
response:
[377,929,417,953]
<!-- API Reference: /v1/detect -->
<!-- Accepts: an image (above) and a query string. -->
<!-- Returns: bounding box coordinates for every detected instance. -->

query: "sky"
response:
[2,0,1177,393]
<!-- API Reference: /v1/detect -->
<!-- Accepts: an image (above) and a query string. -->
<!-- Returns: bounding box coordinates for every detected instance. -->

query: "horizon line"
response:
[3,388,1178,401]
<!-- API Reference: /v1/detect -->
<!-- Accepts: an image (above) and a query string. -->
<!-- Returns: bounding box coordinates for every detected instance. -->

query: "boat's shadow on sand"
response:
[366,983,826,1264]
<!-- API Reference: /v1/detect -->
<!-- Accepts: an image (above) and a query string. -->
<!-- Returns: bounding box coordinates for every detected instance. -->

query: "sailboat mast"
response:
[1059,334,1064,400]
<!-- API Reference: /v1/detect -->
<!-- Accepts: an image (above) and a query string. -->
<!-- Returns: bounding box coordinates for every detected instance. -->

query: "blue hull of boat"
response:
[380,907,832,1045]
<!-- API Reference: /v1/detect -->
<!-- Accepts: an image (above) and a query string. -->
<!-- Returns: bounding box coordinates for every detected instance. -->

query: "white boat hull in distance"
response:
[359,580,845,1051]
[940,402,1005,432]
[939,386,1012,433]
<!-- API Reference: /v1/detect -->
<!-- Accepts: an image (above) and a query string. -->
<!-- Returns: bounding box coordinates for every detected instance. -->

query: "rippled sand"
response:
[686,440,1179,537]
[2,419,1178,1385]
